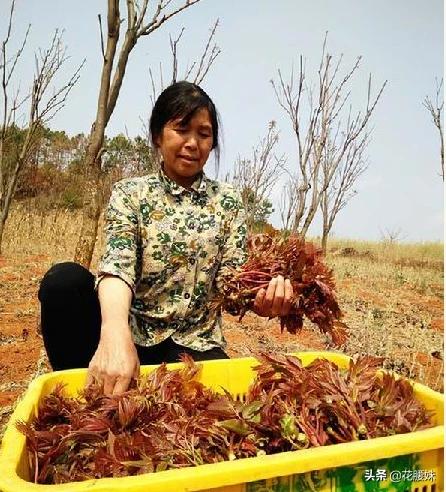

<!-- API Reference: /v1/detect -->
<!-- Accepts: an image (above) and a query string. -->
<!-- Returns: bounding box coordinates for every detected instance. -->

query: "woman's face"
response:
[156,107,214,189]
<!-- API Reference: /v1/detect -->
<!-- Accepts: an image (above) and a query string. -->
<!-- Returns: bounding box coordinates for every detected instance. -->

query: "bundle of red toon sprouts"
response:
[215,233,348,346]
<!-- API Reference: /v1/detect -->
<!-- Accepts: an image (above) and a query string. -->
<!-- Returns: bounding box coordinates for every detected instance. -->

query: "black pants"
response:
[38,262,228,371]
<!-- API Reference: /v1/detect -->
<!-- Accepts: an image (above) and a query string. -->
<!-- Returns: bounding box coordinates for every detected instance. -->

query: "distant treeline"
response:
[8,125,156,210]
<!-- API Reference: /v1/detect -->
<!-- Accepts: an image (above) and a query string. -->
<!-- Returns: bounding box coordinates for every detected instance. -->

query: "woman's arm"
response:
[87,179,142,395]
[87,275,139,395]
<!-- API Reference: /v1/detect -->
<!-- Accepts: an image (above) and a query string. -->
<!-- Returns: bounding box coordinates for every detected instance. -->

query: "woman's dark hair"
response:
[150,81,220,165]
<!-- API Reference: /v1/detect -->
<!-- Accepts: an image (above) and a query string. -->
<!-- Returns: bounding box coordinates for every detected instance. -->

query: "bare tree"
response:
[423,78,444,181]
[380,226,405,245]
[272,35,386,244]
[148,19,220,108]
[230,121,286,232]
[0,0,83,252]
[73,0,203,268]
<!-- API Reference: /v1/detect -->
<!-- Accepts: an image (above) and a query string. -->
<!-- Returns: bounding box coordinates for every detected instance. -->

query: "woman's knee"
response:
[38,262,94,303]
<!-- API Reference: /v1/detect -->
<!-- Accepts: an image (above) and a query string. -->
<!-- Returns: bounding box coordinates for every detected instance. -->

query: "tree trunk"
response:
[321,227,329,255]
[72,33,145,269]
[72,1,120,269]
[0,163,21,255]
[73,178,102,268]
[0,212,6,255]
[73,137,103,268]
[300,197,319,237]
[440,124,444,181]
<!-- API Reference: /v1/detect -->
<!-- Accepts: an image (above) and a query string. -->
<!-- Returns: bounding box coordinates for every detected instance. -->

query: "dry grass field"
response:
[0,204,443,441]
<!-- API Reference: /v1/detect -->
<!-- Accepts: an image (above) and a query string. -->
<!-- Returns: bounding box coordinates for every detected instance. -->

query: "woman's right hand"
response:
[86,322,139,396]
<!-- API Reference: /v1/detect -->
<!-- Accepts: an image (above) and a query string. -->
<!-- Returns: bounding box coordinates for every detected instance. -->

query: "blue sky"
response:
[1,0,444,241]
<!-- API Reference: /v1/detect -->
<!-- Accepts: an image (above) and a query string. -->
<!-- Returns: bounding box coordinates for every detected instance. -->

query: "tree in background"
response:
[14,130,153,210]
[132,135,155,174]
[272,35,386,250]
[102,134,135,175]
[241,190,274,232]
[230,121,285,233]
[15,129,86,203]
[423,78,444,181]
[0,0,83,252]
[100,132,156,198]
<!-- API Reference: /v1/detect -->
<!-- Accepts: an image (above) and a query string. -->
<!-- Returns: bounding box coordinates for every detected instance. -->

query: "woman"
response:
[38,81,293,395]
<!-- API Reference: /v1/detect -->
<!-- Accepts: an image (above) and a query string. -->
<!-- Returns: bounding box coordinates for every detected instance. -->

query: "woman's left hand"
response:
[252,275,293,318]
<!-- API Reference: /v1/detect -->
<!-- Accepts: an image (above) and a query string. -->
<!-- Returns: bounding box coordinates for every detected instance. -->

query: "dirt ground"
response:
[0,249,443,440]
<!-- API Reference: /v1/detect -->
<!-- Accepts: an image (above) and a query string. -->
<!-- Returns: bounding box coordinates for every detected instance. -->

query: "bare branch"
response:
[126,0,137,30]
[193,19,221,85]
[319,127,370,252]
[169,28,185,84]
[183,60,196,80]
[148,66,157,107]
[159,60,164,92]
[148,19,220,106]
[423,77,444,180]
[98,14,106,61]
[138,0,202,37]
[1,0,31,140]
[38,58,85,124]
[279,177,298,232]
[135,0,150,32]
[2,0,16,53]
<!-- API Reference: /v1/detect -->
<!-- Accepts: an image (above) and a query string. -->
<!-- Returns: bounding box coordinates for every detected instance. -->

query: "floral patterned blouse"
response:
[97,167,248,351]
